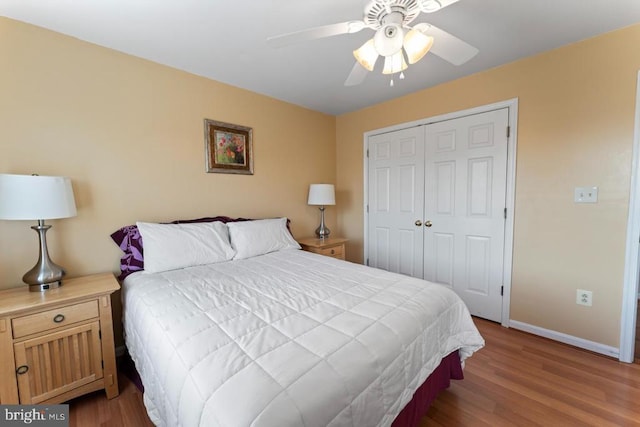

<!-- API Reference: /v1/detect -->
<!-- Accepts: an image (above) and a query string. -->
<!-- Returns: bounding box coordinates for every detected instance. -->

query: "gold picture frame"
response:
[204,119,253,175]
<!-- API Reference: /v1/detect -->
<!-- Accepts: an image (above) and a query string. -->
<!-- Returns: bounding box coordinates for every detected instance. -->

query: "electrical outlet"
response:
[576,289,592,306]
[574,186,598,203]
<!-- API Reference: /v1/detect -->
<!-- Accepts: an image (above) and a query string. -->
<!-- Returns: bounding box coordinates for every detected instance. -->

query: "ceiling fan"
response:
[267,0,478,86]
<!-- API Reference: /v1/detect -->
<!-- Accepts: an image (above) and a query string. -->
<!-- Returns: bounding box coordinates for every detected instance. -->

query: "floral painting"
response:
[204,119,253,174]
[215,131,246,165]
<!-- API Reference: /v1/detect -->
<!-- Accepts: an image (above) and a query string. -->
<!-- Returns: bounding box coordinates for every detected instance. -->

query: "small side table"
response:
[298,237,348,260]
[0,273,119,404]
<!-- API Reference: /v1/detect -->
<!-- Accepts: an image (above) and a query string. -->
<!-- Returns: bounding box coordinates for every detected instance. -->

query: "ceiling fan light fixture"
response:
[382,51,408,75]
[268,0,477,88]
[353,39,379,72]
[404,29,434,64]
[373,23,404,56]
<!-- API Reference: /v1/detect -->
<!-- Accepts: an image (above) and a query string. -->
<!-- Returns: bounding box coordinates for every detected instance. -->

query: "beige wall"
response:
[3,15,638,351]
[336,24,640,348]
[0,18,336,343]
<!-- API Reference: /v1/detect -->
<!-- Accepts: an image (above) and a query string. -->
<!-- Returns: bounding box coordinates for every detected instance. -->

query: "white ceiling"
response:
[2,0,640,116]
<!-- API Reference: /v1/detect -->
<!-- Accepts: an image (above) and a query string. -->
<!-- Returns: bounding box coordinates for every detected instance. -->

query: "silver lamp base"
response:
[315,206,331,239]
[27,281,63,292]
[23,221,66,292]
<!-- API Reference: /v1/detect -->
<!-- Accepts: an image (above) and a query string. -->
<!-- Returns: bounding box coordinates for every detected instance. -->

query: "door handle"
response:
[415,220,422,227]
[424,220,433,228]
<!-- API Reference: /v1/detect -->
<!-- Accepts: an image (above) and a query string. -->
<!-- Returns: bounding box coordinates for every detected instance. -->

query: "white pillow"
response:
[227,217,301,260]
[136,221,235,273]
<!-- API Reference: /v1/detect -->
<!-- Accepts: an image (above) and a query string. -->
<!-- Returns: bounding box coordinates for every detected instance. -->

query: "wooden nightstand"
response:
[0,273,120,405]
[298,237,348,260]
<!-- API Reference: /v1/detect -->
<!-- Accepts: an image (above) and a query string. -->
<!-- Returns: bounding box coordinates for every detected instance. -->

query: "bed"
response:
[113,217,484,427]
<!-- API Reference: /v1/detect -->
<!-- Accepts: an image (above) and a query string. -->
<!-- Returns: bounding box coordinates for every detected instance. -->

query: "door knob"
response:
[415,220,422,226]
[424,220,433,228]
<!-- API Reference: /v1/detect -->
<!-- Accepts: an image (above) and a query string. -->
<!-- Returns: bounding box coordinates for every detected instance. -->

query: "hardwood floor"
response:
[422,318,640,426]
[68,318,640,426]
[68,371,153,427]
[635,299,640,364]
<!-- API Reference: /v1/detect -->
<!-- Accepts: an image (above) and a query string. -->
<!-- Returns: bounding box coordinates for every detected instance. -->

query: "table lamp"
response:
[0,174,77,291]
[308,184,335,238]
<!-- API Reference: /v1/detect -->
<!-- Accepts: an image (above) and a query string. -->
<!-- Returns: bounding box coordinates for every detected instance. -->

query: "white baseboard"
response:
[509,320,620,359]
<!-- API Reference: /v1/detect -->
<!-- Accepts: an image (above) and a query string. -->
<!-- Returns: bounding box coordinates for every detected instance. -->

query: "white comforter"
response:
[122,249,484,427]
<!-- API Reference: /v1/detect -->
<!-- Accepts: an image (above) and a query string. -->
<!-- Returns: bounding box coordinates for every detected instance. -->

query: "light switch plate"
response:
[574,186,598,203]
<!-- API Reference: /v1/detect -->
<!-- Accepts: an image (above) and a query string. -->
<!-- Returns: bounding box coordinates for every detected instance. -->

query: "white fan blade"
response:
[416,23,478,65]
[344,62,369,86]
[267,21,365,48]
[438,0,461,8]
[419,0,460,13]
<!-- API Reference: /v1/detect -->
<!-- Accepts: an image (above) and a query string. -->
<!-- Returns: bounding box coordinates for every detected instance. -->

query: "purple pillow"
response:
[110,216,251,280]
[110,224,145,280]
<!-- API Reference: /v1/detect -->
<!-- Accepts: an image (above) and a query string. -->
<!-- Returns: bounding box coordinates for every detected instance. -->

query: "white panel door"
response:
[367,127,425,276]
[423,108,509,321]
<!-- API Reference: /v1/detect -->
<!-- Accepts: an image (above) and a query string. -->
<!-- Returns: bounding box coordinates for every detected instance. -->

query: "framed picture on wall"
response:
[204,119,253,175]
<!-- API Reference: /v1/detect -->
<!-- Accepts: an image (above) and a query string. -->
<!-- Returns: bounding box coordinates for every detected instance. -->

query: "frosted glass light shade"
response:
[373,24,404,57]
[308,184,335,206]
[0,174,77,220]
[404,29,434,64]
[382,51,408,75]
[353,39,379,72]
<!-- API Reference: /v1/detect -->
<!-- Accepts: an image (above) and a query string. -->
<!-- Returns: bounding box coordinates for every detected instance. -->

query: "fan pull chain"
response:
[390,71,406,87]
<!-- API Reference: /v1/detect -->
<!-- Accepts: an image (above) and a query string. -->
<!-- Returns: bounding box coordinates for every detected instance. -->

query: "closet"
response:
[366,108,509,322]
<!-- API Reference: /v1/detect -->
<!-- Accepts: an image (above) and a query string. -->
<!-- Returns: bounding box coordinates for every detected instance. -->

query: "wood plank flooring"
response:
[421,319,640,426]
[635,299,640,364]
[68,318,640,426]
[68,370,153,427]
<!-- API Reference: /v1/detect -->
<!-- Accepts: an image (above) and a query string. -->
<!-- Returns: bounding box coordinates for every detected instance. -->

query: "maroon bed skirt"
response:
[391,350,463,427]
[122,350,462,426]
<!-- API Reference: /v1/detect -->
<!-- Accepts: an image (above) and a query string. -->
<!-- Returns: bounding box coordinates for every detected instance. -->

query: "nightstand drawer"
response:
[316,245,343,258]
[298,237,348,261]
[12,300,99,339]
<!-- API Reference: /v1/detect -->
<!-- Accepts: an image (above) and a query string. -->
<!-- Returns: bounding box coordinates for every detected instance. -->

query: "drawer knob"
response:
[330,249,335,254]
[53,314,65,323]
[16,365,29,375]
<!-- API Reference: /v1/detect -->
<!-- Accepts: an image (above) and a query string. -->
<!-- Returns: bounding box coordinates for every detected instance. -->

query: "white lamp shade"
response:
[404,29,434,64]
[373,24,404,57]
[308,184,335,206]
[353,39,379,72]
[0,174,77,220]
[382,51,408,75]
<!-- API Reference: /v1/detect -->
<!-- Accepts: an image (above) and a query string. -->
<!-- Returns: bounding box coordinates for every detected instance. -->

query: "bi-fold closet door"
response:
[367,108,509,322]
